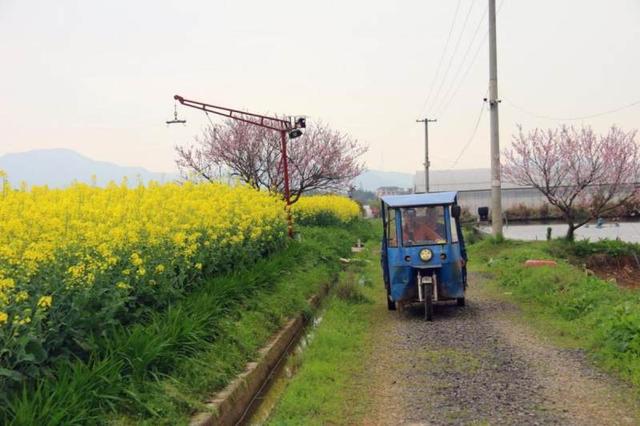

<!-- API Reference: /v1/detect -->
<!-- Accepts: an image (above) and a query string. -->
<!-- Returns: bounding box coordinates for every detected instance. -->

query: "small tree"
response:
[176,119,366,204]
[503,125,639,240]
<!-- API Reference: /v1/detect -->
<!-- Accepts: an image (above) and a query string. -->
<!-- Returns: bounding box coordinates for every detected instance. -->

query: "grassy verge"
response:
[267,221,384,425]
[3,223,374,426]
[468,237,640,390]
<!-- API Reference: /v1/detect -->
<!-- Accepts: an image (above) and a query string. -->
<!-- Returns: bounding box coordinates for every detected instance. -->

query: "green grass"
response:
[267,231,384,425]
[468,237,640,391]
[2,222,377,426]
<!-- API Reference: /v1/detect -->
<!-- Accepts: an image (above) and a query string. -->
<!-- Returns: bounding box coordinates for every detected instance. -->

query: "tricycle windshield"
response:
[401,206,447,246]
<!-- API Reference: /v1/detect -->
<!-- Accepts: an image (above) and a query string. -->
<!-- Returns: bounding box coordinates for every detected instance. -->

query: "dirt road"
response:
[363,272,640,426]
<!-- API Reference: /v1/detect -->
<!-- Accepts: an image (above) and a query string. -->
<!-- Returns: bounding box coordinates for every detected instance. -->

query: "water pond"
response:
[480,221,640,243]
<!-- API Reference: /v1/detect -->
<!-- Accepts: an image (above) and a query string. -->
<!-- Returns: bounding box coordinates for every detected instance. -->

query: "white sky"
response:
[1,0,639,174]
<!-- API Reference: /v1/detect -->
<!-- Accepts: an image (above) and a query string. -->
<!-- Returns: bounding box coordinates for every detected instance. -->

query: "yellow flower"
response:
[0,278,15,290]
[130,253,143,266]
[116,281,130,290]
[195,263,202,270]
[15,290,29,302]
[155,264,165,273]
[37,295,52,309]
[16,315,31,325]
[0,311,8,325]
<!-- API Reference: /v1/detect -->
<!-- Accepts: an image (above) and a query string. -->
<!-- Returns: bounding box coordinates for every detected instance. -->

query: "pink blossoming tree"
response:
[176,119,367,204]
[503,125,639,240]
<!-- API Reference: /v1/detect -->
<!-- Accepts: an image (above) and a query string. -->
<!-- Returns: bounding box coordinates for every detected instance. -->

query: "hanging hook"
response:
[166,100,187,126]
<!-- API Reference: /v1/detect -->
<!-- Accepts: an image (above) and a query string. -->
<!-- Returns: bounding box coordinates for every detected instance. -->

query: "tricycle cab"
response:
[380,192,468,318]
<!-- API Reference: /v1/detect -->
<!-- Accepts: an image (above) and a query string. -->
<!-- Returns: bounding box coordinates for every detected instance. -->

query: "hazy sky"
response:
[1,0,639,174]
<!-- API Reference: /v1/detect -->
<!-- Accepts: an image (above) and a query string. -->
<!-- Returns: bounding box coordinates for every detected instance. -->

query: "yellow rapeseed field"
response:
[291,195,361,225]
[0,181,287,298]
[0,181,286,355]
[0,178,359,381]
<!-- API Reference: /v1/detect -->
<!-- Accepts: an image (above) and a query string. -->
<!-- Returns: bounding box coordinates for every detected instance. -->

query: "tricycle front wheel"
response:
[423,283,433,321]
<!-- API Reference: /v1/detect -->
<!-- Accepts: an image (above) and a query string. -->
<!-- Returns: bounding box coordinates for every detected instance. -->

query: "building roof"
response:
[381,191,457,207]
[414,168,524,192]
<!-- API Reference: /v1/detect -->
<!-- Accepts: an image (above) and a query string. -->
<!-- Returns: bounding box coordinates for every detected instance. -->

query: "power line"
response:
[427,0,476,115]
[436,0,506,117]
[503,97,640,121]
[437,35,487,117]
[450,97,487,168]
[433,3,489,115]
[420,0,462,114]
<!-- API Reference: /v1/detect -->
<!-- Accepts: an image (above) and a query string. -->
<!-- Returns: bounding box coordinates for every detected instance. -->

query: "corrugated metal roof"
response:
[381,191,457,207]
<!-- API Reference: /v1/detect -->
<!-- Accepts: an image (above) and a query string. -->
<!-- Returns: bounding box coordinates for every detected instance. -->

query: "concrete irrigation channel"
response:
[190,285,330,426]
[240,312,325,424]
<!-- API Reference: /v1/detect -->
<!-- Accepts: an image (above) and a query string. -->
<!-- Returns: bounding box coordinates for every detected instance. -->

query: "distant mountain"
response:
[354,170,414,192]
[0,149,415,192]
[0,149,178,188]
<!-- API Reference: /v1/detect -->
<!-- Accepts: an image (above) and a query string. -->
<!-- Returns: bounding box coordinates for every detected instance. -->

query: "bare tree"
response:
[503,125,639,240]
[176,119,367,203]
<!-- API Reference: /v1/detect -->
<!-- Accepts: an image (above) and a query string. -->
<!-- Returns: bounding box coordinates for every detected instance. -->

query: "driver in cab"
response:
[403,208,444,244]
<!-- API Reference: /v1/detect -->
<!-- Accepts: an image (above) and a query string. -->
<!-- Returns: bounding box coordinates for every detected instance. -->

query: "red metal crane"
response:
[172,95,306,237]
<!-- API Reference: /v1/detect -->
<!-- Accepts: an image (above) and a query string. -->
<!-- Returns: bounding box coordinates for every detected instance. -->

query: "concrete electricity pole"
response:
[488,0,503,237]
[416,118,437,193]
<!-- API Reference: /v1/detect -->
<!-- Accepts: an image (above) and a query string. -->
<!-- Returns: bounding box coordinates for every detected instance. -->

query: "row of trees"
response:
[175,115,638,241]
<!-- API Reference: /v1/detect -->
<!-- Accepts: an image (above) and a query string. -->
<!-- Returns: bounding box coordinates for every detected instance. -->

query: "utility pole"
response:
[416,118,437,193]
[488,0,503,237]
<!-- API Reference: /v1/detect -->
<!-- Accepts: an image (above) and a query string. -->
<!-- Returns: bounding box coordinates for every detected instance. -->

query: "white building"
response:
[414,169,546,214]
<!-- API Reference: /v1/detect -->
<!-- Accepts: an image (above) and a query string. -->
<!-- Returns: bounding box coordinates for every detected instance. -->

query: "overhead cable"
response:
[420,0,462,114]
[427,0,476,115]
[503,97,640,121]
[433,4,489,115]
[450,97,487,169]
[436,0,506,117]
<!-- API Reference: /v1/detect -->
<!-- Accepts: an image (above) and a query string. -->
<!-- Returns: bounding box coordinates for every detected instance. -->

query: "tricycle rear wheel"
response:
[387,296,396,311]
[423,283,433,321]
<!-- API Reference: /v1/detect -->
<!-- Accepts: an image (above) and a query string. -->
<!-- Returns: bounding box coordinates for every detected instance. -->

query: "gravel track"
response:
[363,272,640,425]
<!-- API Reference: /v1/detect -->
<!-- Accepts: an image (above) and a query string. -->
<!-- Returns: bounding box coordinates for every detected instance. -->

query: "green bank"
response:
[267,220,383,425]
[468,236,640,389]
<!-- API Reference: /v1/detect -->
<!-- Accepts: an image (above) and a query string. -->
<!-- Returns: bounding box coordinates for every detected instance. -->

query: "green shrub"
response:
[570,239,640,258]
